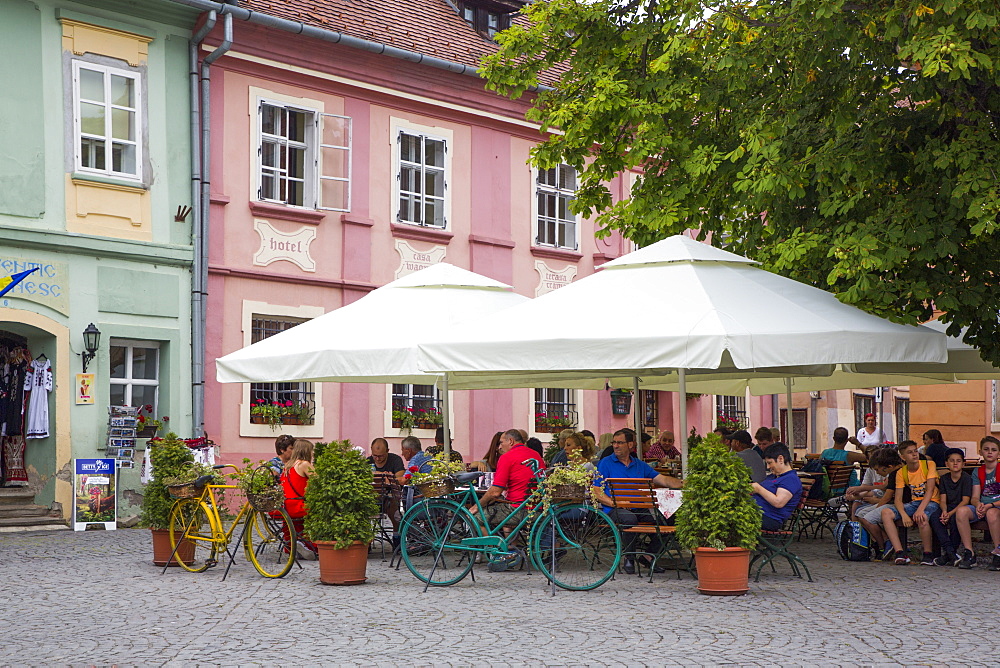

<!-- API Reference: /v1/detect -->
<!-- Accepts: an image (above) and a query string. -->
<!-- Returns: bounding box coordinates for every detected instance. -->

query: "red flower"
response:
[162,416,169,421]
[408,465,419,472]
[285,401,294,407]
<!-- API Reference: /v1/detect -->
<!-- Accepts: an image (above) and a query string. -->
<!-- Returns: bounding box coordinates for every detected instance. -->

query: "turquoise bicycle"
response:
[399,468,622,591]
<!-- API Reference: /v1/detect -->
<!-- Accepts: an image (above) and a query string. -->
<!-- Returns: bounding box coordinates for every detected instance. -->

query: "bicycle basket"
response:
[166,482,203,499]
[242,465,285,512]
[550,483,587,502]
[415,478,455,498]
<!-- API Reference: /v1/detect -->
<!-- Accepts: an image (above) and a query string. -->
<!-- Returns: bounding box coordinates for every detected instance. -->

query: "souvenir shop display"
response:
[0,334,31,486]
[106,406,138,469]
[24,354,52,439]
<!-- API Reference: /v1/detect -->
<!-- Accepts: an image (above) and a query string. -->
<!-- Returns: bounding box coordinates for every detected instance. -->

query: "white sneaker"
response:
[827,495,845,508]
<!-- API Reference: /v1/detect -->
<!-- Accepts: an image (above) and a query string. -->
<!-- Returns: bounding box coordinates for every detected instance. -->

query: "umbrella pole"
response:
[634,377,642,458]
[785,377,793,450]
[441,375,450,458]
[678,369,687,478]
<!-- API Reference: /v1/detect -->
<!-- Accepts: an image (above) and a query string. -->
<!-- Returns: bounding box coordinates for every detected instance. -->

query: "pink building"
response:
[197,0,774,464]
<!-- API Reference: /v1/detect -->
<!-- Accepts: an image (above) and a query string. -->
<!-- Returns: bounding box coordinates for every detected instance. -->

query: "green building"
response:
[0,0,199,524]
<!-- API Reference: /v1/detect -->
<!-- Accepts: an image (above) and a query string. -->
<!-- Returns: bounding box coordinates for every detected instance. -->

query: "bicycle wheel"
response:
[400,499,481,586]
[244,508,297,578]
[530,504,622,591]
[168,499,218,573]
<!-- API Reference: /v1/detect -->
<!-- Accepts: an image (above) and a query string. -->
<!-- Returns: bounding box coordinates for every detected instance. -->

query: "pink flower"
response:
[285,401,294,407]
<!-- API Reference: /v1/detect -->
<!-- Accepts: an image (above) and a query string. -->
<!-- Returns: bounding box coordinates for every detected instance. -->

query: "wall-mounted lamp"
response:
[81,323,101,373]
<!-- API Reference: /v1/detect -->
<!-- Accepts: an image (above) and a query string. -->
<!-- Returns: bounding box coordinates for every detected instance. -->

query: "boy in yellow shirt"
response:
[880,441,941,565]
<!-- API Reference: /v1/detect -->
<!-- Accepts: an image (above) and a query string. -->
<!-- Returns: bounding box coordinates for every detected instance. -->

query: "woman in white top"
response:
[849,413,887,450]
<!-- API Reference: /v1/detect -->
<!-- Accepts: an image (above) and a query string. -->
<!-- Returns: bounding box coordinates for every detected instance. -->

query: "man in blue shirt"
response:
[594,428,682,574]
[400,436,432,478]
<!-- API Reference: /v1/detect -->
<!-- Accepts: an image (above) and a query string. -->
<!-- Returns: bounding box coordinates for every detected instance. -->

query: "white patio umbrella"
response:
[215,263,539,455]
[633,320,998,396]
[418,235,948,471]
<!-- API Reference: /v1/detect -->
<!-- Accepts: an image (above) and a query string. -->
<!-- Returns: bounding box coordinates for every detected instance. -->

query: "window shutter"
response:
[317,112,352,212]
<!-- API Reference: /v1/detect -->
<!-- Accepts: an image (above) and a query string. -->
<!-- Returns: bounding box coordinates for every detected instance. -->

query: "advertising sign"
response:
[72,458,117,531]
[76,373,94,405]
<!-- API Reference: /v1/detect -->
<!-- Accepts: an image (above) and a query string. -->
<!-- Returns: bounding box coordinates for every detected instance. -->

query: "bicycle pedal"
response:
[205,559,218,568]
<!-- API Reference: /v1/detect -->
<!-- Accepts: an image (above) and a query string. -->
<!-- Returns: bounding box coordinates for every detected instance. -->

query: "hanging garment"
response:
[2,435,28,485]
[1,358,28,436]
[24,358,52,439]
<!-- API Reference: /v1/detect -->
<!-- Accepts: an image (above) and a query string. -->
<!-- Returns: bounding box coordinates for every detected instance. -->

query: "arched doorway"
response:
[0,309,71,520]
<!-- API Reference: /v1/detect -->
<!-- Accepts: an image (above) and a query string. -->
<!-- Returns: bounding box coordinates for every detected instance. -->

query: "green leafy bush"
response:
[139,433,195,530]
[675,433,761,551]
[304,439,378,548]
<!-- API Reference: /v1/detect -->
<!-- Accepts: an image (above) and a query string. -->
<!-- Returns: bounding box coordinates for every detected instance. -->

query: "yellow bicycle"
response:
[166,465,298,578]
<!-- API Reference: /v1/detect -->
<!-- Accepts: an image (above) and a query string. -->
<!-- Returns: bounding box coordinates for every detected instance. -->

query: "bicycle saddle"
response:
[194,474,215,486]
[454,471,484,484]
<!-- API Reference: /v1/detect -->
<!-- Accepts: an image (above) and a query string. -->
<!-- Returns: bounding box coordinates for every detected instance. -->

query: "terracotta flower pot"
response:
[315,540,369,585]
[150,528,195,567]
[693,547,751,596]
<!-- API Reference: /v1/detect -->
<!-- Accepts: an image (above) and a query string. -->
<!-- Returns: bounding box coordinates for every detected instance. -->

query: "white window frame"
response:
[384,384,449,437]
[72,60,143,181]
[395,127,449,229]
[533,164,579,250]
[532,387,581,437]
[109,339,159,411]
[255,95,352,212]
[240,301,325,438]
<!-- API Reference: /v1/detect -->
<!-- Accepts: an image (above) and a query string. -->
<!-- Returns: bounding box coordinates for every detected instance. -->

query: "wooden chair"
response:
[372,472,400,561]
[605,478,692,581]
[797,464,853,539]
[752,477,814,582]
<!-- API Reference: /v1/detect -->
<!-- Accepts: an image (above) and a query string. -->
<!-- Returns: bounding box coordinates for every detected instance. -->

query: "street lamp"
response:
[81,323,101,373]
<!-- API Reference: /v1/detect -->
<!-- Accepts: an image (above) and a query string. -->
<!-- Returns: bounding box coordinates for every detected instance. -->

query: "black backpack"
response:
[801,458,832,500]
[835,520,872,561]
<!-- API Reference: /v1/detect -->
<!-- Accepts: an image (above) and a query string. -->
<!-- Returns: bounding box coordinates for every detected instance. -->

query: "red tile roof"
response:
[241,0,507,72]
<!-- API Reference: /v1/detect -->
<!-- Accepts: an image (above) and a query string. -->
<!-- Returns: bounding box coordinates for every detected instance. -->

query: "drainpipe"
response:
[191,12,231,437]
[190,11,215,437]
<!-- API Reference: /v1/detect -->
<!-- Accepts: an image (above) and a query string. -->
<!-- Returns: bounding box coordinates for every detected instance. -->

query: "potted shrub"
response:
[139,432,195,566]
[303,439,379,585]
[675,432,762,596]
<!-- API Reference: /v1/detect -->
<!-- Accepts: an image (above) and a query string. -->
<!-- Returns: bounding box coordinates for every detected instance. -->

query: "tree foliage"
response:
[483,0,1000,361]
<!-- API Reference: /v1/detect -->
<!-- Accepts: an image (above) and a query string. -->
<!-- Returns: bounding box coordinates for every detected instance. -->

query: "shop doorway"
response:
[0,321,58,507]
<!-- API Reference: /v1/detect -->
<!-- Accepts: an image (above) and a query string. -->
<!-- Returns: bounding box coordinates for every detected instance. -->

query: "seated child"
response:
[928,447,972,566]
[853,449,902,559]
[879,441,941,566]
[953,436,1000,570]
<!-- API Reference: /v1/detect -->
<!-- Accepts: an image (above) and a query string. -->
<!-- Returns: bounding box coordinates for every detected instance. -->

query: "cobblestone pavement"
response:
[1,528,996,666]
